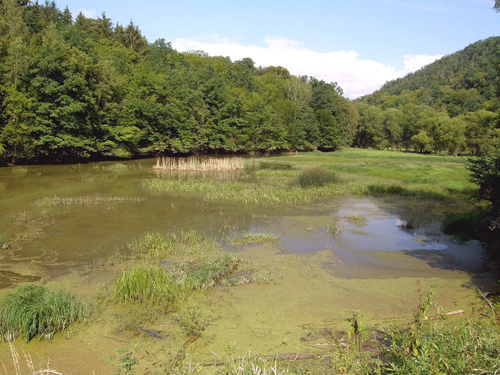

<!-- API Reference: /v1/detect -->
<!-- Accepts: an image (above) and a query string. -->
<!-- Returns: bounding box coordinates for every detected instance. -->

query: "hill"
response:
[354,38,500,155]
[360,37,500,116]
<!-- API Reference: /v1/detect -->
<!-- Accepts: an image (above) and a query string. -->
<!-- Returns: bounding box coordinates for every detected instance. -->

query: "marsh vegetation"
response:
[0,149,498,374]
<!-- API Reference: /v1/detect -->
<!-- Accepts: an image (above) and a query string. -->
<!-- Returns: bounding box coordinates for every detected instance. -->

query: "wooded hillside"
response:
[356,37,500,155]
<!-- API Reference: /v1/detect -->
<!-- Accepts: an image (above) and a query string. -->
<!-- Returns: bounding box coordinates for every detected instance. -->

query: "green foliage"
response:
[468,153,500,212]
[111,344,139,375]
[380,319,500,374]
[0,285,91,342]
[296,166,339,187]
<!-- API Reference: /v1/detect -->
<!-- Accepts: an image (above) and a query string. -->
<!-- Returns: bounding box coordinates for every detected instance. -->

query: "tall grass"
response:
[114,265,183,307]
[0,285,91,342]
[179,253,240,291]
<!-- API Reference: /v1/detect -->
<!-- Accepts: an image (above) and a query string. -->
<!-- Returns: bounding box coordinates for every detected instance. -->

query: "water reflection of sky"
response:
[258,198,487,278]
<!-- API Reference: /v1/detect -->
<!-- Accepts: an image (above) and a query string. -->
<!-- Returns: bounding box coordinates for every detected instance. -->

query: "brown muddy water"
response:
[0,159,498,374]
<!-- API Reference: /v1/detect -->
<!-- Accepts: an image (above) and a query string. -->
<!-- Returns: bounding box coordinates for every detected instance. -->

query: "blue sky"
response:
[61,0,499,98]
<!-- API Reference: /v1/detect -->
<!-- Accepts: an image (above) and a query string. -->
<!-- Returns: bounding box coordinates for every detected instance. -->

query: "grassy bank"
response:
[142,149,477,205]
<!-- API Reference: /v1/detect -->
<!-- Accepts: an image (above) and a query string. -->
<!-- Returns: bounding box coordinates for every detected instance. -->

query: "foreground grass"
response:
[0,285,91,342]
[142,149,476,205]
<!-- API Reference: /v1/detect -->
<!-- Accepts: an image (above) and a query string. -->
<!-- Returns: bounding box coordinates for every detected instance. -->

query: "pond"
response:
[0,157,496,372]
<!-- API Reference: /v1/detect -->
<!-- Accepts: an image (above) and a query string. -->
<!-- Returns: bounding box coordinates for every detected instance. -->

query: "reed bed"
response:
[34,195,145,208]
[0,285,91,342]
[154,157,245,172]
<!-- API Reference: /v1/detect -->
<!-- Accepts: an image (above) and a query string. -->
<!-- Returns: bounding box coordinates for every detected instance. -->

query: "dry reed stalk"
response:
[153,157,244,172]
[1,343,62,375]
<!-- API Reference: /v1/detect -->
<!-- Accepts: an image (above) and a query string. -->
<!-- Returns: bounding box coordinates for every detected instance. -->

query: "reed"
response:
[154,156,245,172]
[1,342,62,375]
[0,285,91,342]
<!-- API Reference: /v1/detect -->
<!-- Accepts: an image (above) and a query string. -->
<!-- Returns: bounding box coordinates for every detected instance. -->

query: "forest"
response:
[0,0,499,165]
[0,0,358,165]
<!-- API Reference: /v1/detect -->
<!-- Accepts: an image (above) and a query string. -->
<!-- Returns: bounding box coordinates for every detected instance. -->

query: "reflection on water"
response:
[0,159,490,288]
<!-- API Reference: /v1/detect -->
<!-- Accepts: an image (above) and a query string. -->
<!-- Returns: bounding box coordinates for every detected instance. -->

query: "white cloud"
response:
[172,36,443,99]
[401,54,444,76]
[77,8,97,18]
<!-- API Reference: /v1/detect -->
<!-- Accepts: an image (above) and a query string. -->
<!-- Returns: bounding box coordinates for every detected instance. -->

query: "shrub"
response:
[0,285,90,342]
[296,167,338,188]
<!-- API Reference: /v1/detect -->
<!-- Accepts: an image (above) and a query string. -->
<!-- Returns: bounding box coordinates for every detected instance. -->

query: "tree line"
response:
[0,0,358,164]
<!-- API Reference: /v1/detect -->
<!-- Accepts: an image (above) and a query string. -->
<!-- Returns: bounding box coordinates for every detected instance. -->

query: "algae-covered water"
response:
[0,158,496,373]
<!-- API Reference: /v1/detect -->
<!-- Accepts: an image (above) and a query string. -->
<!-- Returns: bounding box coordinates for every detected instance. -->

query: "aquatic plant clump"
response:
[34,194,145,208]
[229,232,280,246]
[130,230,217,260]
[0,285,91,342]
[180,253,241,291]
[114,265,182,306]
[115,253,241,306]
[154,156,245,172]
[295,167,339,188]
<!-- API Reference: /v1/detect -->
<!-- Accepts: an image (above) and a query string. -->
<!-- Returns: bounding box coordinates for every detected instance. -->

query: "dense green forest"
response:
[0,0,358,164]
[356,37,500,155]
[0,1,498,165]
